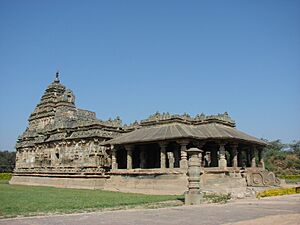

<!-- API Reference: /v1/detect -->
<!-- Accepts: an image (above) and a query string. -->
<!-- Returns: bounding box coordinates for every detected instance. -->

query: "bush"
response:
[203,193,231,203]
[0,151,15,172]
[0,173,12,180]
[263,140,300,176]
[257,187,300,198]
[278,175,300,180]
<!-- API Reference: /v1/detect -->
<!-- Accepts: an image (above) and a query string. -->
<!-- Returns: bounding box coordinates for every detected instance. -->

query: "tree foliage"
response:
[289,140,300,158]
[0,151,16,172]
[264,140,300,175]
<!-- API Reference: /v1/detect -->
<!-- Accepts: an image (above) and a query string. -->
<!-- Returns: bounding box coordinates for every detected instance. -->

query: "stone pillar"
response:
[185,147,203,205]
[174,149,180,168]
[159,142,167,169]
[258,148,265,170]
[251,146,257,168]
[231,143,238,168]
[218,142,227,170]
[178,140,189,169]
[111,145,118,171]
[246,148,251,167]
[140,149,146,168]
[125,145,133,170]
[195,142,205,166]
[167,152,175,168]
[238,149,243,167]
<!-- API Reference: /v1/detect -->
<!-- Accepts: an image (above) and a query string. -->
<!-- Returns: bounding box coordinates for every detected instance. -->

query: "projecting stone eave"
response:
[103,122,267,147]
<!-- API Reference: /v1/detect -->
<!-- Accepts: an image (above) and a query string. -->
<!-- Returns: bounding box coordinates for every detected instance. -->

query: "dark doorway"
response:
[117,147,127,169]
[143,144,160,169]
[132,147,140,169]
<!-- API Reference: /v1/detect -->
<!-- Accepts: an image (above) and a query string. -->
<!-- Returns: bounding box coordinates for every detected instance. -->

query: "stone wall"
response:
[16,139,111,174]
[9,175,107,189]
[9,172,259,197]
[201,173,248,198]
[104,174,188,195]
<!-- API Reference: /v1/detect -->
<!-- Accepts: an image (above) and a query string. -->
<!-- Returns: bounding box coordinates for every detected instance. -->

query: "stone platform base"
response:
[9,175,107,190]
[201,173,249,198]
[104,173,188,195]
[9,170,276,197]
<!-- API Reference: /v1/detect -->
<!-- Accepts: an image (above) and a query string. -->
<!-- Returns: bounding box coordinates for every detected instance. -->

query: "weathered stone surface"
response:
[13,75,277,197]
[185,148,204,205]
[9,175,107,189]
[246,170,281,187]
[103,173,188,195]
[140,111,236,127]
[15,75,123,176]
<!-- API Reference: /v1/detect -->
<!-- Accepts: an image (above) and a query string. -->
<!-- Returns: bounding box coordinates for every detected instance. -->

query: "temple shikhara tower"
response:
[14,73,124,176]
[11,74,280,197]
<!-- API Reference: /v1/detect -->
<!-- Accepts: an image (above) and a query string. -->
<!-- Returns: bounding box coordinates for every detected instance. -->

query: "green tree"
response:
[0,150,16,172]
[289,140,300,157]
[263,139,300,175]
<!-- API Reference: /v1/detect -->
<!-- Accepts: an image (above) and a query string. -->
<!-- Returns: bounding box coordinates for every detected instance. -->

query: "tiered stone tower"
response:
[15,73,124,177]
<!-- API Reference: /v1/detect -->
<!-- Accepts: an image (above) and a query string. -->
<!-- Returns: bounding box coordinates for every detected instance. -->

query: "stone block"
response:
[185,191,204,205]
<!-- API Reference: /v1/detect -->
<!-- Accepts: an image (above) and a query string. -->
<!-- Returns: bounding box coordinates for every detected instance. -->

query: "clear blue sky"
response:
[0,0,299,150]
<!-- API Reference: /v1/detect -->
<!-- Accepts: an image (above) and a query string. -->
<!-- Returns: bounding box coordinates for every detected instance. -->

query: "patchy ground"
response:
[0,180,179,218]
[1,194,299,225]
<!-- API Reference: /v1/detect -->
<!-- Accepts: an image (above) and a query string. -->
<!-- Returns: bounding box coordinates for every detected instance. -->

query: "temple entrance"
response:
[143,144,160,168]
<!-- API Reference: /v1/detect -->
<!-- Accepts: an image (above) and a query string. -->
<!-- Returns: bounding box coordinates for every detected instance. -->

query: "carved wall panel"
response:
[246,170,280,186]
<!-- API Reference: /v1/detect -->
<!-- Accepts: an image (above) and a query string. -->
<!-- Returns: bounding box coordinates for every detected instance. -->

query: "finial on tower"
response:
[54,70,60,83]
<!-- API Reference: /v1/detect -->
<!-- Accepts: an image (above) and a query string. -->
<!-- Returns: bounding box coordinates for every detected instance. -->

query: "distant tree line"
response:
[263,140,300,175]
[0,150,16,172]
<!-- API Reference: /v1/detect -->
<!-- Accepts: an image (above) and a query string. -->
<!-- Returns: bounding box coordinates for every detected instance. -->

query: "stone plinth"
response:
[185,192,203,205]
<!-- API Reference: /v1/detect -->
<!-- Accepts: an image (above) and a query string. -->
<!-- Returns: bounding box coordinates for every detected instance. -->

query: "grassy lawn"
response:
[0,180,180,218]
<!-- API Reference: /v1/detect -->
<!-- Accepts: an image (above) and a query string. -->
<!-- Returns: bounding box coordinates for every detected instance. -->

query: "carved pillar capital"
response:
[159,141,168,149]
[177,139,190,146]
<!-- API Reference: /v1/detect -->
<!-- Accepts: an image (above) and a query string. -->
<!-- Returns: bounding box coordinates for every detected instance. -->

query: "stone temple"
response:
[10,74,280,197]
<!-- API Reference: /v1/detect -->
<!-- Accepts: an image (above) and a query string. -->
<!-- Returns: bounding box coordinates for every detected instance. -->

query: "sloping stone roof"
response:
[105,122,267,146]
